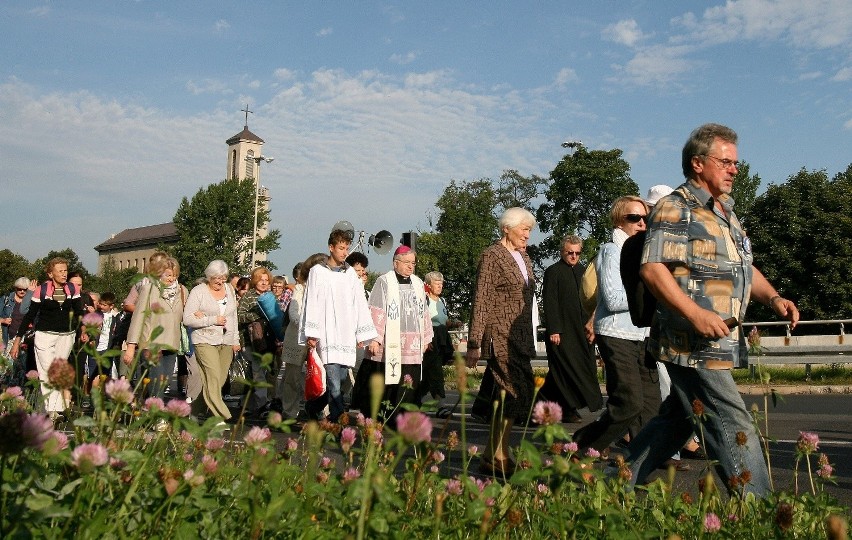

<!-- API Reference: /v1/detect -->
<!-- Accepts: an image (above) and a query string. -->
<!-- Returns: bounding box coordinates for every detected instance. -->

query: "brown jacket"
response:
[468,243,536,397]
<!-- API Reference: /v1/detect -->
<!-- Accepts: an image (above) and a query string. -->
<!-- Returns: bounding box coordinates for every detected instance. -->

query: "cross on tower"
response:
[241,104,253,128]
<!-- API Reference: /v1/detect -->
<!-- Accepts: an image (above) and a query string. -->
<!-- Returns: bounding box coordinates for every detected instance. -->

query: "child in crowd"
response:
[83,292,123,389]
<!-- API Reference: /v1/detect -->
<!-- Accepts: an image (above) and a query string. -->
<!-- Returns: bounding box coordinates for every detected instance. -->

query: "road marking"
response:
[774,439,852,447]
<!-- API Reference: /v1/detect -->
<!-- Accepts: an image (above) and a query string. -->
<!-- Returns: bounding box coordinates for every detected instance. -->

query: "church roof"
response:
[95,222,179,252]
[226,126,264,145]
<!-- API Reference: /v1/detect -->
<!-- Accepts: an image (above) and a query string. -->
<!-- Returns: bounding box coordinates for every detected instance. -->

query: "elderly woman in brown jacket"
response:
[466,207,537,475]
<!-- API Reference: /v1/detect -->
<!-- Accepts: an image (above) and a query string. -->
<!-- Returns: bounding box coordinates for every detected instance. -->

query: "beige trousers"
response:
[192,343,233,419]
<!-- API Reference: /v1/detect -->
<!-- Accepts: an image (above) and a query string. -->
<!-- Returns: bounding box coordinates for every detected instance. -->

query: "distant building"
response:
[94,113,271,273]
[94,222,179,273]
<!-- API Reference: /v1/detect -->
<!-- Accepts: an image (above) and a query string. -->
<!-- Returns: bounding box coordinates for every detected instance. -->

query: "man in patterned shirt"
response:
[624,123,799,497]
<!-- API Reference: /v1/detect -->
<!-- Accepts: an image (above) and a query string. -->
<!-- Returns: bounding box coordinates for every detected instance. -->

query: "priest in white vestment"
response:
[352,245,433,419]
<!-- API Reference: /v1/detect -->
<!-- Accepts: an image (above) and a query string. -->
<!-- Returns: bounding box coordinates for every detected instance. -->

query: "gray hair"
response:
[499,207,536,233]
[424,271,443,284]
[393,251,416,262]
[13,277,30,289]
[682,123,738,179]
[561,235,583,249]
[204,260,229,280]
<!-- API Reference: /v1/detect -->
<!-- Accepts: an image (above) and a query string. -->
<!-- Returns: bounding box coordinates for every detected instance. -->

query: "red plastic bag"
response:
[304,347,326,401]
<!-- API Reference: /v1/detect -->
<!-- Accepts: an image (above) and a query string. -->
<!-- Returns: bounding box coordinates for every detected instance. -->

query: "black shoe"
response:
[270,398,283,414]
[254,401,273,418]
[680,446,708,460]
[435,406,453,419]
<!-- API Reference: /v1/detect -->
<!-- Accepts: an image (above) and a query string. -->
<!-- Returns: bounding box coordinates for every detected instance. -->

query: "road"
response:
[257,391,852,508]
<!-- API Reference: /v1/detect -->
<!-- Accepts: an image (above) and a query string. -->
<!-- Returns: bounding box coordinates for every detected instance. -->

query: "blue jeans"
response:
[626,362,771,497]
[147,352,177,399]
[325,363,351,422]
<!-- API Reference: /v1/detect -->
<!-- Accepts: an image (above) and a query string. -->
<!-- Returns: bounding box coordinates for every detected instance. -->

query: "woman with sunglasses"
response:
[571,195,663,458]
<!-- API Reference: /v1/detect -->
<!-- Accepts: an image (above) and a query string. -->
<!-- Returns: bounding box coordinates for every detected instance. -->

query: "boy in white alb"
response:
[301,229,377,422]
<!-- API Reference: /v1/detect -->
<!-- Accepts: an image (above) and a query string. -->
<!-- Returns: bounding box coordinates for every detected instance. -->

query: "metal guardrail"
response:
[452,320,852,373]
[745,319,852,377]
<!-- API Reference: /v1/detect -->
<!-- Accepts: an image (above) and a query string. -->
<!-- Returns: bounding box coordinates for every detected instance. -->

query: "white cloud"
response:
[214,19,230,32]
[185,78,232,95]
[390,51,418,65]
[602,19,647,47]
[1,71,570,271]
[798,71,823,81]
[274,68,297,81]
[28,6,50,17]
[611,44,695,87]
[675,0,852,49]
[611,0,852,87]
[845,117,852,130]
[554,68,578,86]
[316,27,333,37]
[832,66,852,81]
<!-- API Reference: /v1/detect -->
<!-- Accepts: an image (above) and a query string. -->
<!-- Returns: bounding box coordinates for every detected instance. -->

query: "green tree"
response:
[416,179,499,321]
[747,165,852,321]
[536,145,638,262]
[495,169,546,213]
[171,178,281,283]
[0,249,33,293]
[87,256,141,300]
[730,161,761,228]
[32,248,90,283]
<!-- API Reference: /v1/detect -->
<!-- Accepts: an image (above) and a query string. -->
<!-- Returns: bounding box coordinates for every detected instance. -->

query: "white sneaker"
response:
[155,419,169,432]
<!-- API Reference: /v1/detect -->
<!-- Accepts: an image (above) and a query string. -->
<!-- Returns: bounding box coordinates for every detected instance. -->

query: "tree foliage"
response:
[536,145,638,262]
[87,256,141,300]
[32,248,90,283]
[495,169,545,213]
[171,179,281,283]
[747,165,852,321]
[0,249,34,293]
[416,179,499,321]
[730,161,761,228]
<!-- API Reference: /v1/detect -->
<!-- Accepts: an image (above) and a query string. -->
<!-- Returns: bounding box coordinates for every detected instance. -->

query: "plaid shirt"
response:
[642,179,753,369]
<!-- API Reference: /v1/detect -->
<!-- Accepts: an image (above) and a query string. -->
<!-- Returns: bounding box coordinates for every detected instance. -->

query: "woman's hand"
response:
[123,344,136,366]
[9,339,20,360]
[465,347,480,368]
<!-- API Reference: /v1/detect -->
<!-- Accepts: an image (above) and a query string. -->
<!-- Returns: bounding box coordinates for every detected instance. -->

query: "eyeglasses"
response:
[562,251,581,256]
[703,155,741,170]
[624,214,647,224]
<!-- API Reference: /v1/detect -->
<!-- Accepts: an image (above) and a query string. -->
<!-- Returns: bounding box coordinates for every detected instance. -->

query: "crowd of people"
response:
[0,123,801,497]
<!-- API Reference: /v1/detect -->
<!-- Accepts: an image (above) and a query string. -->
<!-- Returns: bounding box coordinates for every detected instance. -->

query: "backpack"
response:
[620,231,656,327]
[580,254,598,315]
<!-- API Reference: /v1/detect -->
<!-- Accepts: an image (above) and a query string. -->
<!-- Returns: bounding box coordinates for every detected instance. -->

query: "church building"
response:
[95,111,271,273]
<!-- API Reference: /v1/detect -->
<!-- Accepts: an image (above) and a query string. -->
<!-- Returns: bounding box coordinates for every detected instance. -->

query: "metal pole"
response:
[251,163,260,268]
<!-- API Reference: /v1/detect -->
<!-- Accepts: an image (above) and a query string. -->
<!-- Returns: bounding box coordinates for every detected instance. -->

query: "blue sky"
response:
[2,0,851,278]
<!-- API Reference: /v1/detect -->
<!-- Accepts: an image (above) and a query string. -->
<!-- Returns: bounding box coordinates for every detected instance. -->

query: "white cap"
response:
[645,185,674,206]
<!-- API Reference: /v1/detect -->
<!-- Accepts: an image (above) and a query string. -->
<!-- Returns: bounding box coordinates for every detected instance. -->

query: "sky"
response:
[1,0,851,278]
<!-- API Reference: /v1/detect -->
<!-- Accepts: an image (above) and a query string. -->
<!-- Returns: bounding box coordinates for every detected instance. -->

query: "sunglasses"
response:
[15,288,27,292]
[624,214,647,224]
[562,251,581,256]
